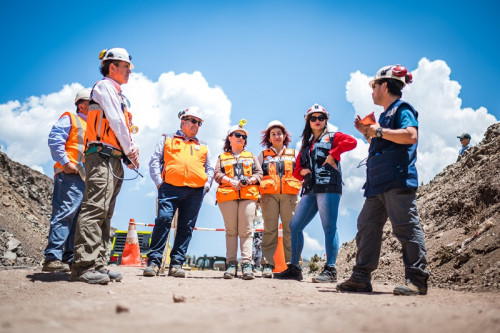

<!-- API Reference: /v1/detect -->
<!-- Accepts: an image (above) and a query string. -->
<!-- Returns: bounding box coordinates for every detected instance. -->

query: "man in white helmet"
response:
[43,88,90,273]
[71,48,139,284]
[143,106,214,277]
[337,65,430,296]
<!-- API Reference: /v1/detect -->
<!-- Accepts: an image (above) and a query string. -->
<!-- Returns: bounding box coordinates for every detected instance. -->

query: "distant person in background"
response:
[252,204,263,272]
[457,133,471,157]
[257,120,301,278]
[214,122,263,280]
[144,107,213,278]
[72,48,139,284]
[274,104,357,282]
[43,88,90,273]
[337,64,430,296]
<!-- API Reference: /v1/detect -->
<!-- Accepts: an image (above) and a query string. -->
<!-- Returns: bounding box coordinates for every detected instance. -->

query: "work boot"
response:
[312,265,337,283]
[241,262,255,280]
[72,269,110,285]
[42,259,70,273]
[98,268,123,282]
[393,279,427,296]
[273,263,303,281]
[143,263,159,277]
[223,261,238,279]
[168,265,186,278]
[336,278,373,292]
[262,264,273,279]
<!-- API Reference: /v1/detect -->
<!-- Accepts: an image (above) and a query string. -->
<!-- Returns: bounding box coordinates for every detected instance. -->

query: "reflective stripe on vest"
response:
[260,148,301,195]
[161,134,209,188]
[53,112,87,175]
[216,151,259,203]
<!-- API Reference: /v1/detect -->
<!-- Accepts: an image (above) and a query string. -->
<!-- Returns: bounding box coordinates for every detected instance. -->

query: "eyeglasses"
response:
[309,115,327,122]
[231,132,247,140]
[183,117,202,126]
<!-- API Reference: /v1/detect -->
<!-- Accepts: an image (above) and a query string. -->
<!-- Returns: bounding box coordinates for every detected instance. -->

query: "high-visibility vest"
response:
[162,134,209,188]
[53,112,87,175]
[216,151,259,203]
[259,148,301,195]
[84,80,132,150]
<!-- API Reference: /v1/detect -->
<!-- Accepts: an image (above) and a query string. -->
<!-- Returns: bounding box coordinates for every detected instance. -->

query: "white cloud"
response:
[303,231,323,252]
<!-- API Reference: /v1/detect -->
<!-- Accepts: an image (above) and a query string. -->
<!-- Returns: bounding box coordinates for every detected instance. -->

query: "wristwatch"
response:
[375,127,384,138]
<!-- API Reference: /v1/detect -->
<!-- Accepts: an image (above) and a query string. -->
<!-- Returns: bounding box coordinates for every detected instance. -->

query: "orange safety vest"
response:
[259,148,301,195]
[162,134,209,188]
[216,151,260,203]
[53,112,87,175]
[84,80,132,151]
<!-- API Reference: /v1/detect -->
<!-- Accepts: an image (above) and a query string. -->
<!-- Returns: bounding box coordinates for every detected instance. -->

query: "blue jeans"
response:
[147,183,204,267]
[44,172,85,263]
[290,192,341,267]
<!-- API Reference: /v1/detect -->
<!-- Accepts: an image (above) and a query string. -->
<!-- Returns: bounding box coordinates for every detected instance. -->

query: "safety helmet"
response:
[304,103,329,120]
[178,106,204,122]
[227,119,249,137]
[74,88,91,105]
[99,48,134,69]
[265,120,286,131]
[369,64,413,87]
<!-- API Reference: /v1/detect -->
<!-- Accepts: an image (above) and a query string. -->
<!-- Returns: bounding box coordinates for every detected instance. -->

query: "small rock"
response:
[116,304,129,313]
[172,294,186,303]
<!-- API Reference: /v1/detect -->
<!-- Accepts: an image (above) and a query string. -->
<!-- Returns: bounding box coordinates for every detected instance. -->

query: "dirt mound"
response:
[336,122,500,292]
[0,151,52,266]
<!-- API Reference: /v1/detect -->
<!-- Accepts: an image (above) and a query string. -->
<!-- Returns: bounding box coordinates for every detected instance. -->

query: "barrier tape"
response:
[130,222,263,232]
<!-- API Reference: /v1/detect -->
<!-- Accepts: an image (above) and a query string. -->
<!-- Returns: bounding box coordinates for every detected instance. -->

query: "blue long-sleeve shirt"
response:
[149,130,214,189]
[48,112,87,166]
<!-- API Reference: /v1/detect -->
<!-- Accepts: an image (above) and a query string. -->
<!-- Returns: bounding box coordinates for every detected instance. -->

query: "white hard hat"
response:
[304,103,329,120]
[178,106,204,122]
[369,64,413,87]
[74,88,91,105]
[265,120,286,131]
[99,48,134,69]
[227,121,249,137]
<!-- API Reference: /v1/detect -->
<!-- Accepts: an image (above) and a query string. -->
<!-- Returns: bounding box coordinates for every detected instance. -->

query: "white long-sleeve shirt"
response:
[90,77,135,155]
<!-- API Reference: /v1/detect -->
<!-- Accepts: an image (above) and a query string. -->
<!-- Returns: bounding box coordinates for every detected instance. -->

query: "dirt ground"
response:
[0,267,499,333]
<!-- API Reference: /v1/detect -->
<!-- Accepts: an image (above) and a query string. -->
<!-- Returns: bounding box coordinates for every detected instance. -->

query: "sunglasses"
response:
[184,117,202,126]
[309,115,327,122]
[231,132,247,140]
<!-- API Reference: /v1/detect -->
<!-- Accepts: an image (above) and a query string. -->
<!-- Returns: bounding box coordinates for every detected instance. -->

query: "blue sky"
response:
[1,1,499,260]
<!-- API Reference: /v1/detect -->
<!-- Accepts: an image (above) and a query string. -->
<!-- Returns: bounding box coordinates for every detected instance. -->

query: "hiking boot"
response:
[262,264,273,279]
[223,261,238,279]
[393,280,427,296]
[143,264,159,277]
[42,259,70,273]
[98,268,123,282]
[168,265,186,278]
[241,262,255,280]
[336,278,373,292]
[72,269,110,285]
[273,263,303,281]
[312,265,337,283]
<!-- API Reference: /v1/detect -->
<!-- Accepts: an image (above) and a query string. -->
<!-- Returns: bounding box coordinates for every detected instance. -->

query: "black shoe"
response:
[393,279,427,296]
[273,263,303,281]
[312,265,337,283]
[336,278,373,292]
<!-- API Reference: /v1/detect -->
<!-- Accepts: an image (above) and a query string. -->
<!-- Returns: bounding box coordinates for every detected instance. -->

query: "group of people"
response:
[43,47,430,296]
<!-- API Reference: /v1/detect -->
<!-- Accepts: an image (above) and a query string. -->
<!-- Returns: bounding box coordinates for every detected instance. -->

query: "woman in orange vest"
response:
[214,122,263,280]
[257,120,301,278]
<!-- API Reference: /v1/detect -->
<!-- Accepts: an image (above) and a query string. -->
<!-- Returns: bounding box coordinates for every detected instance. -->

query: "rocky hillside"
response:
[0,151,53,266]
[336,122,500,292]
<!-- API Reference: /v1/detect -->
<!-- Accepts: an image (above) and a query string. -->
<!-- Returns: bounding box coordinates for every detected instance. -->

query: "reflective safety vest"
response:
[216,151,259,203]
[259,148,301,195]
[84,80,132,151]
[53,112,87,175]
[162,134,209,188]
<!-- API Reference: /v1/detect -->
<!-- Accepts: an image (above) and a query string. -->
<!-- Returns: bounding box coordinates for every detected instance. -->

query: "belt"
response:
[86,144,123,158]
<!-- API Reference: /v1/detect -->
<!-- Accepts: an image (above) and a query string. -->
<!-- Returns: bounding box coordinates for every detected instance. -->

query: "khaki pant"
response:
[260,194,298,266]
[72,153,123,275]
[218,199,256,264]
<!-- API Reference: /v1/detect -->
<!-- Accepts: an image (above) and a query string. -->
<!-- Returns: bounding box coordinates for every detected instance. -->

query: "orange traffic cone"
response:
[121,219,142,266]
[273,223,287,272]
